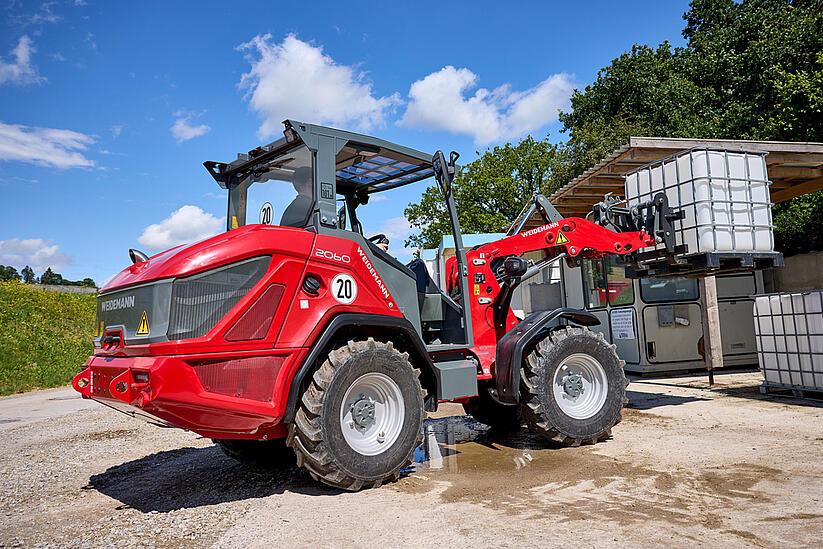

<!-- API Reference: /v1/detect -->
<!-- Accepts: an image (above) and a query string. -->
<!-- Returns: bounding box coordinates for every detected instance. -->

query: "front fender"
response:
[494,308,600,404]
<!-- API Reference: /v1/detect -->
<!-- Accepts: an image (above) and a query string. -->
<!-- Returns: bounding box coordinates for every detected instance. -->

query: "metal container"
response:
[754,291,823,393]
[625,149,774,257]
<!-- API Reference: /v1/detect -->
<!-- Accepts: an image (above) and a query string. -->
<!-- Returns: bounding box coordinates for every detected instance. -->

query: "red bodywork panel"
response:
[74,225,400,439]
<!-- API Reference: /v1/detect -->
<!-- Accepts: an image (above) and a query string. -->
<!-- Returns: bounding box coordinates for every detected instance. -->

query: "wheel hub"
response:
[350,395,376,429]
[561,373,585,398]
[552,353,609,420]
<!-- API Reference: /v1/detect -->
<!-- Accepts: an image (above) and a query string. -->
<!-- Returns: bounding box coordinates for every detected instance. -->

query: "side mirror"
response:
[337,205,347,230]
[432,150,450,196]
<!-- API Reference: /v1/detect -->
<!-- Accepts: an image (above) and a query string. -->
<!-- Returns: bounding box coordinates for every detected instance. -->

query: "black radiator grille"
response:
[167,256,269,340]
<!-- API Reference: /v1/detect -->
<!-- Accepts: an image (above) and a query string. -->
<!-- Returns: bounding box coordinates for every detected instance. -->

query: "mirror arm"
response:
[345,194,363,235]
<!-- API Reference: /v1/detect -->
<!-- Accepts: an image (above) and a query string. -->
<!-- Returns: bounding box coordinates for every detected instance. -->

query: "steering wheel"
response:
[368,233,389,246]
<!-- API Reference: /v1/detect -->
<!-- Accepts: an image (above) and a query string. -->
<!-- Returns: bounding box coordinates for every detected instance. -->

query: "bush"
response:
[0,282,96,395]
[773,191,823,257]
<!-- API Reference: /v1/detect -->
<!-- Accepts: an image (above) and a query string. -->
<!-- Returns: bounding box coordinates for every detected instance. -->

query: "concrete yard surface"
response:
[0,371,821,548]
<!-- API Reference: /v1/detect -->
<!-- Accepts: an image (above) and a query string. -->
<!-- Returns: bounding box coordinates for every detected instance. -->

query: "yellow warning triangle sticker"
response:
[555,231,569,245]
[136,310,150,336]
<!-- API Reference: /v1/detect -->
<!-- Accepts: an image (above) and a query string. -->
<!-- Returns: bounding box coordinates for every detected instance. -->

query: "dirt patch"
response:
[760,512,823,522]
[620,407,674,424]
[81,428,139,441]
[397,415,781,532]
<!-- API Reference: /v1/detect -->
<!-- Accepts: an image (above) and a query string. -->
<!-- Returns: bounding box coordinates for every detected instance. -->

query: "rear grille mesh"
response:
[190,356,284,401]
[167,256,269,340]
[225,284,285,341]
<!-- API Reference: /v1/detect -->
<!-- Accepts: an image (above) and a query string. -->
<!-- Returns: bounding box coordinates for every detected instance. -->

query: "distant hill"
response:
[0,282,96,395]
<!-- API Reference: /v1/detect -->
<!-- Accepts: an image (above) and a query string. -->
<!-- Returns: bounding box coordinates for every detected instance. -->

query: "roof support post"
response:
[700,275,723,385]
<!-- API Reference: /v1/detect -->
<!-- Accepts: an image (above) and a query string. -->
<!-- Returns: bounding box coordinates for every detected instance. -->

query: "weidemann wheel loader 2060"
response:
[73,120,684,490]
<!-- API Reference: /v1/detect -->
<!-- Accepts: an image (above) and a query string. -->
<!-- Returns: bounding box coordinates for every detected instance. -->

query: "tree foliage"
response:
[21,266,35,284]
[405,0,823,254]
[0,266,21,282]
[405,137,559,249]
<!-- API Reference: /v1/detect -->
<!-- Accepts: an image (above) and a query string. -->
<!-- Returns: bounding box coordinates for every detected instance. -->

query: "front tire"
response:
[287,338,425,491]
[519,326,626,446]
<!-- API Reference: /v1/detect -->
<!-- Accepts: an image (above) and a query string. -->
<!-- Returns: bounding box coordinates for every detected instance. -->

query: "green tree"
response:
[79,278,97,288]
[39,268,64,285]
[0,266,21,282]
[21,266,35,284]
[405,137,559,249]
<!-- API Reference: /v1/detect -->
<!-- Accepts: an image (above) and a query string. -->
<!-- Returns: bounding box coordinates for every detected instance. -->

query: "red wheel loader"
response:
[73,120,681,490]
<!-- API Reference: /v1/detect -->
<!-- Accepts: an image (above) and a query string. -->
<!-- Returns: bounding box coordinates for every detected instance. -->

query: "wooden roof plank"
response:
[770,177,823,202]
[550,137,823,205]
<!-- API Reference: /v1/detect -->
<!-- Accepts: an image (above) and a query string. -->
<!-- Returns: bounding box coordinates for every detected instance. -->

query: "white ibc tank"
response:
[754,291,823,392]
[624,149,774,256]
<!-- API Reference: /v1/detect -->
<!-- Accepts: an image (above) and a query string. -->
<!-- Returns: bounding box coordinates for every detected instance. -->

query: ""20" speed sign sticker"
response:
[331,273,357,304]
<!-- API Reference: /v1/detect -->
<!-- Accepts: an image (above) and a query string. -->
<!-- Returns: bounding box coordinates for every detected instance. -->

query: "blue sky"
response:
[0,0,690,284]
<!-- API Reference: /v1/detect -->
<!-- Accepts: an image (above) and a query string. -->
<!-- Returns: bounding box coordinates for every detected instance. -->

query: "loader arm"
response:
[442,193,675,401]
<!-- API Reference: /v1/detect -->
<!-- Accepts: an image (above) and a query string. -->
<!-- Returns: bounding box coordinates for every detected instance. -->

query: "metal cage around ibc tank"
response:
[625,148,783,277]
[754,291,823,395]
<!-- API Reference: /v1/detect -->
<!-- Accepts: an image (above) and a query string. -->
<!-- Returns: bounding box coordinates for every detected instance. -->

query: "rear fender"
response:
[494,308,600,404]
[283,313,437,423]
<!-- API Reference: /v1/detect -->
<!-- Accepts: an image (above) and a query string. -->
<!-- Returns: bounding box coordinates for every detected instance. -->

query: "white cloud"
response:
[138,205,223,250]
[238,33,401,138]
[29,3,61,25]
[109,124,125,138]
[400,66,575,145]
[378,216,415,261]
[0,36,44,86]
[0,121,95,168]
[0,238,71,272]
[170,112,210,142]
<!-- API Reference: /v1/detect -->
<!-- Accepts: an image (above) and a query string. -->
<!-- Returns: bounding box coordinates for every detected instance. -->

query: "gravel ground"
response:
[0,371,821,548]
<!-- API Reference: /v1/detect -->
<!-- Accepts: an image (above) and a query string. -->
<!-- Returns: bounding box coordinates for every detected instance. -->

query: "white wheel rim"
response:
[552,353,608,420]
[340,372,405,456]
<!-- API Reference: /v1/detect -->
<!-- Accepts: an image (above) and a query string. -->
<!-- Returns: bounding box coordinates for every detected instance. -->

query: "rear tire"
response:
[462,384,520,430]
[213,438,296,467]
[287,338,425,491]
[519,326,626,446]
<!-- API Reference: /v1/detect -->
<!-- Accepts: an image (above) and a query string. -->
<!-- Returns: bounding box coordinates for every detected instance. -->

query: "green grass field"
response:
[0,282,96,396]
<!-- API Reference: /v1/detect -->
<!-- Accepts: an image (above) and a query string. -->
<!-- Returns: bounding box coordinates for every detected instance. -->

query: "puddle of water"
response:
[401,412,781,530]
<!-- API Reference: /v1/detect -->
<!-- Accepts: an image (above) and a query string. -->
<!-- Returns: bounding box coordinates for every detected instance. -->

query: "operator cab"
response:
[203,120,473,348]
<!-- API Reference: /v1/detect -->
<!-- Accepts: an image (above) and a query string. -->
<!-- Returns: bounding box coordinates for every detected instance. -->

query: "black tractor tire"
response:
[519,326,626,446]
[213,438,296,467]
[287,338,425,491]
[462,384,520,431]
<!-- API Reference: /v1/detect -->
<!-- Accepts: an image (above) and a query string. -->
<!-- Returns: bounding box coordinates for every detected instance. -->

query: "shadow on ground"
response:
[88,445,338,513]
[626,390,710,410]
[89,415,566,513]
[713,383,823,408]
